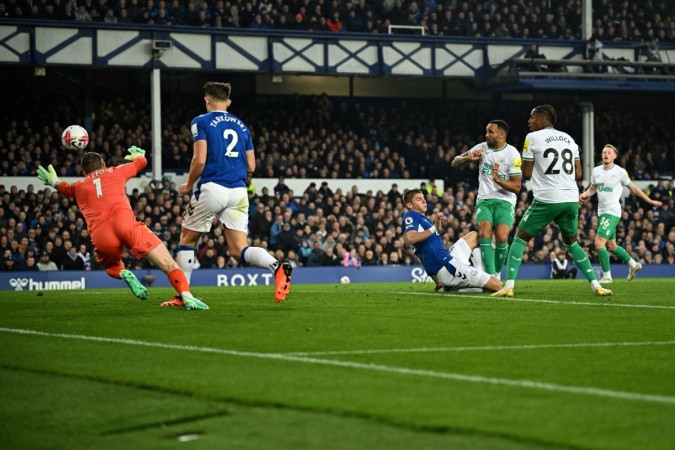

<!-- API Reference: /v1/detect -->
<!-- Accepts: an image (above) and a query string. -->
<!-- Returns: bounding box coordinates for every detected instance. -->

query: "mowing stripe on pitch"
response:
[285,340,675,356]
[2,327,674,406]
[393,291,675,309]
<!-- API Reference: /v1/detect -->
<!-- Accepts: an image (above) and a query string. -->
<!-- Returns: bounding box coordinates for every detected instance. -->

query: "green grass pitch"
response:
[1,279,674,449]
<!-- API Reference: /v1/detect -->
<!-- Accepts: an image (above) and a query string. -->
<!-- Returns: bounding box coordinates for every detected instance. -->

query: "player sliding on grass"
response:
[37,147,208,310]
[164,81,292,307]
[431,231,494,293]
[492,104,612,298]
[579,144,662,283]
[402,189,502,293]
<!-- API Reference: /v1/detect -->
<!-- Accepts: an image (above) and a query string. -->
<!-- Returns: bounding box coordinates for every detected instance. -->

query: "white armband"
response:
[428,225,437,234]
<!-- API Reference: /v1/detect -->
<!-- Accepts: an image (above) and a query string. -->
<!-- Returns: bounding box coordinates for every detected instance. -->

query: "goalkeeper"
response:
[37,147,208,310]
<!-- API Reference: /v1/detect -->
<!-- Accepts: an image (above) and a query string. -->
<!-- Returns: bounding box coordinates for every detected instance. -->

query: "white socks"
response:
[241,246,278,273]
[176,247,195,284]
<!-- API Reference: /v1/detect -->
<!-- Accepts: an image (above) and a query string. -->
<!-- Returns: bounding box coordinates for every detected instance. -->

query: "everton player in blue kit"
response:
[402,189,502,293]
[163,82,292,306]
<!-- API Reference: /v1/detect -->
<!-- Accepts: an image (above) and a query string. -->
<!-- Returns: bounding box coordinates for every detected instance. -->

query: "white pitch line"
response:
[2,327,674,406]
[285,340,675,356]
[392,291,675,309]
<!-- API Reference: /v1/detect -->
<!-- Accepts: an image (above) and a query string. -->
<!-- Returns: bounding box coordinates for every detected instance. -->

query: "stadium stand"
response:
[1,86,673,272]
[1,1,674,273]
[1,0,673,42]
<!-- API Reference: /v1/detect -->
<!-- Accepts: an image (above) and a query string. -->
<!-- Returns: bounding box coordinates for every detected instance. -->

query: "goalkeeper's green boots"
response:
[183,293,209,310]
[121,270,148,300]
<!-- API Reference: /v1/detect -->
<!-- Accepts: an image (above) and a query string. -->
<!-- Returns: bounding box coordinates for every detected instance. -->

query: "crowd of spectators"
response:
[2,89,673,182]
[2,0,673,275]
[1,77,674,274]
[1,0,674,43]
[1,99,673,272]
[0,171,672,274]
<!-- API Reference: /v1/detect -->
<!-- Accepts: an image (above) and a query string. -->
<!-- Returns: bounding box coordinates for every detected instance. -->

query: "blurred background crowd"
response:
[1,0,674,42]
[1,90,673,273]
[1,171,672,273]
[1,0,673,273]
[3,93,673,181]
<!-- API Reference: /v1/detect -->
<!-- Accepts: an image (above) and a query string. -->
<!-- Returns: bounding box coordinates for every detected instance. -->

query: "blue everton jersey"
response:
[191,110,254,189]
[403,210,453,275]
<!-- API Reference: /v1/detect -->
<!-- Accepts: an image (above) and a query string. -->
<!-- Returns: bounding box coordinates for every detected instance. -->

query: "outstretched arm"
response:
[628,183,663,207]
[119,146,148,179]
[124,145,146,162]
[37,165,60,187]
[37,165,76,197]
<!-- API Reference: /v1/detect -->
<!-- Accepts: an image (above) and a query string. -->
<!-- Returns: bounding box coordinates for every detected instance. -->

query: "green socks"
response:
[565,242,597,282]
[504,238,598,285]
[479,238,508,277]
[600,245,633,275]
[612,246,633,263]
[505,236,527,281]
[598,247,611,273]
[480,238,495,275]
[495,242,508,276]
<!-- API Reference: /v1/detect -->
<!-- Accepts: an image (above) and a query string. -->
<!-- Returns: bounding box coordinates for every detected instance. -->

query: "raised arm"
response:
[451,149,482,169]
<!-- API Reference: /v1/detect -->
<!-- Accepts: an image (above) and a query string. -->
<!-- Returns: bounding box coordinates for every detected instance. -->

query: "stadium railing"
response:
[2,20,674,92]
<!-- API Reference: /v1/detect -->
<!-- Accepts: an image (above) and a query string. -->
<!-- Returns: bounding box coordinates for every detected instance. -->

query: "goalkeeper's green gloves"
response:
[124,145,146,161]
[37,165,60,188]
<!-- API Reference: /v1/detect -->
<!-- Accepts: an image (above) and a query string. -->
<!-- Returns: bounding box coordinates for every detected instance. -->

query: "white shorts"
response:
[449,238,472,264]
[436,239,491,289]
[182,183,249,234]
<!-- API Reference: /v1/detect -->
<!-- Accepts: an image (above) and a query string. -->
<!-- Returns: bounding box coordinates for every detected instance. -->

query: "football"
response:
[61,125,89,151]
[340,276,351,284]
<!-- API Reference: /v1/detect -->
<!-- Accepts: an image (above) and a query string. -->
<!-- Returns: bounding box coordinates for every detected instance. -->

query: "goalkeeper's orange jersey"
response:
[57,157,146,234]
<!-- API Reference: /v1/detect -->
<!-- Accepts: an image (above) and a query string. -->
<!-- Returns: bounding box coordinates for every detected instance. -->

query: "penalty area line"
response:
[392,291,675,309]
[1,327,674,406]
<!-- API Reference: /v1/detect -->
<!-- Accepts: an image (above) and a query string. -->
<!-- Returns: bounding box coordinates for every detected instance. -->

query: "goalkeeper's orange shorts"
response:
[91,210,162,269]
